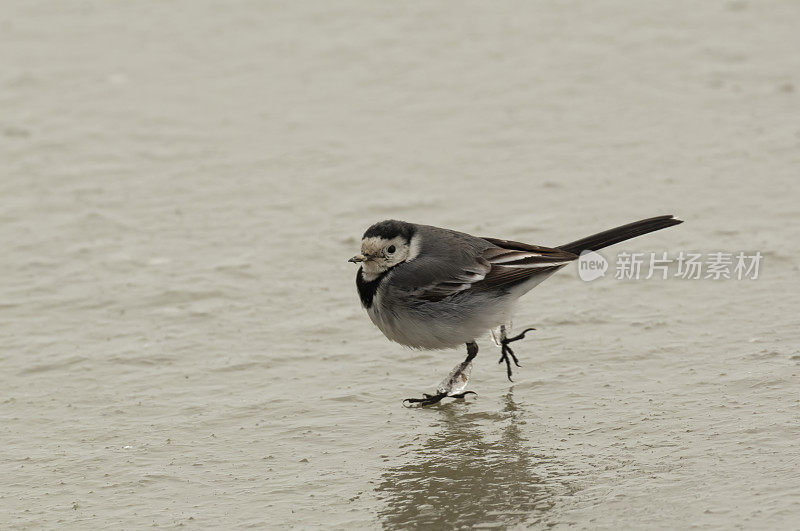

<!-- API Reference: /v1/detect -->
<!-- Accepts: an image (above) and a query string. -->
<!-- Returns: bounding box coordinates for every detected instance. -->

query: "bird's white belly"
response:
[367,291,513,350]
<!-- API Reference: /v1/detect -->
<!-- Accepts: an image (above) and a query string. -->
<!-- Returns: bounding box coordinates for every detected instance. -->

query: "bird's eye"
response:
[387,245,396,254]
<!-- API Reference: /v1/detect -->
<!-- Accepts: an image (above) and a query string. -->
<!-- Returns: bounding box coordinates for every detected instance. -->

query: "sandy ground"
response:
[2,1,799,529]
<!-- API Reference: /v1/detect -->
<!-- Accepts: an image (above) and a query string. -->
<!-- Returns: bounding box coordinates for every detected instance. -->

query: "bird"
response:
[349,215,683,406]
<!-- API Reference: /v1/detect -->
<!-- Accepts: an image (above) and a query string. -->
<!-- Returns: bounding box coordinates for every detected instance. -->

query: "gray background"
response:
[2,1,799,528]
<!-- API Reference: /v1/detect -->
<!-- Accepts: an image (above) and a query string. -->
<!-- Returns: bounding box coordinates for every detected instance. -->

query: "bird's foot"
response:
[498,345,520,382]
[498,327,536,382]
[403,391,476,407]
[404,356,478,407]
[403,392,446,407]
[450,391,477,400]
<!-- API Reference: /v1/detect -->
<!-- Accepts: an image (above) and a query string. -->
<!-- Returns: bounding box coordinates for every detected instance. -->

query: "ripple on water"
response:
[375,392,584,529]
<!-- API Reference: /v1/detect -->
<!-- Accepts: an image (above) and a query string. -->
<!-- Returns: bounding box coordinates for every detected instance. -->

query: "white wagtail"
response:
[349,215,683,406]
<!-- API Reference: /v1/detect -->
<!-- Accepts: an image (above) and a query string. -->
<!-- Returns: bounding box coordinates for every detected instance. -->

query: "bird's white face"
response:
[350,235,418,280]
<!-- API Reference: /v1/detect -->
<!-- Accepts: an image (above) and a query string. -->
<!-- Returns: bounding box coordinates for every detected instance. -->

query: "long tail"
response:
[557,215,683,255]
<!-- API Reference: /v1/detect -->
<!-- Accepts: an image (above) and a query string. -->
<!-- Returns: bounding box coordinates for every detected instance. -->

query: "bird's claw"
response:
[449,391,477,399]
[403,393,446,407]
[505,327,536,344]
[402,391,477,407]
[498,327,536,381]
[498,344,520,382]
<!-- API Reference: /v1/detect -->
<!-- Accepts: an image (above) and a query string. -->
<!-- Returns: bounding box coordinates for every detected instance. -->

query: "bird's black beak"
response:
[348,254,366,263]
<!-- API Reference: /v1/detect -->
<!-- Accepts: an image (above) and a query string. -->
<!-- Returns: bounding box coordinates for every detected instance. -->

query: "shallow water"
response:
[2,1,800,528]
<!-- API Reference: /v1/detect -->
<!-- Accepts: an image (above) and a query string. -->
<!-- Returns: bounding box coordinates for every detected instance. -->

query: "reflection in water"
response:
[376,391,573,529]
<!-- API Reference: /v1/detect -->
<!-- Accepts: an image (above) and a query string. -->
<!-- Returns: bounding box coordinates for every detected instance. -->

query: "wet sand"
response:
[2,1,799,528]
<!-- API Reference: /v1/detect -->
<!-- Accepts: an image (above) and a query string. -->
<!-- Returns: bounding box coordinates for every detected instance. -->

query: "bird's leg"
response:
[450,341,479,399]
[498,326,536,382]
[403,342,479,407]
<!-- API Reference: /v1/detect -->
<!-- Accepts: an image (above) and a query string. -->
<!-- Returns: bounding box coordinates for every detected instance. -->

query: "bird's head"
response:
[349,220,417,280]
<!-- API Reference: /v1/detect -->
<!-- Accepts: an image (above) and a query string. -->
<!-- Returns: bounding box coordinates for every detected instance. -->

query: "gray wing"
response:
[388,233,578,302]
[475,238,578,293]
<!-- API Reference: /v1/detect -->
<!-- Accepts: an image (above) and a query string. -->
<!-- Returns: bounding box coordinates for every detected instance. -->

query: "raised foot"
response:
[498,327,536,382]
[402,391,477,407]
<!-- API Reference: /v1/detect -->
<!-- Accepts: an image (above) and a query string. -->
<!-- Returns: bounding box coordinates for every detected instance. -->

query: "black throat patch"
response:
[356,267,389,309]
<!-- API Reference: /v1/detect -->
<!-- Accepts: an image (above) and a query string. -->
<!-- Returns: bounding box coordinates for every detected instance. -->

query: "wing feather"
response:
[412,257,492,301]
[406,237,577,302]
[474,237,577,291]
